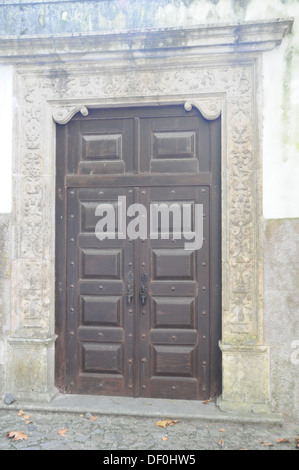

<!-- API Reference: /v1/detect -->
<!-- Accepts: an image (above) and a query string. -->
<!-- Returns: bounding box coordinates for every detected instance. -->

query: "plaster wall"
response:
[0,65,12,214]
[0,214,10,395]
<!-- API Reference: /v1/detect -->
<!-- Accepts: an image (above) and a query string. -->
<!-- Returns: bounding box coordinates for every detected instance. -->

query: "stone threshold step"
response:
[1,393,284,426]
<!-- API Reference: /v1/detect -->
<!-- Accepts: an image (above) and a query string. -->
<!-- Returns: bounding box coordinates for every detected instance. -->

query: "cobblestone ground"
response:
[0,409,298,451]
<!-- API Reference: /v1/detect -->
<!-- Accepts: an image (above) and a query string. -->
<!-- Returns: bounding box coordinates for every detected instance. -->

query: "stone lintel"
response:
[0,18,294,64]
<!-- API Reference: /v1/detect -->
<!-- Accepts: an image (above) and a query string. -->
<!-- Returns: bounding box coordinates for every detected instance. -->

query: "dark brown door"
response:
[55,105,221,400]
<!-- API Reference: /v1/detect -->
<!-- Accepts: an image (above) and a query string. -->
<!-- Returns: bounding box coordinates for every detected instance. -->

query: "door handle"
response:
[126,271,134,306]
[126,284,134,305]
[140,273,148,306]
[140,285,148,305]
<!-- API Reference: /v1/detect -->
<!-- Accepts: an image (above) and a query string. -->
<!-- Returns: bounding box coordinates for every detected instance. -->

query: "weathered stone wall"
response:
[0,214,10,395]
[264,219,299,422]
[0,0,296,36]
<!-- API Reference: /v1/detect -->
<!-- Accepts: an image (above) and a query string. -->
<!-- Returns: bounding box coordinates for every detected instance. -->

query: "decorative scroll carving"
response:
[52,105,89,125]
[184,98,222,120]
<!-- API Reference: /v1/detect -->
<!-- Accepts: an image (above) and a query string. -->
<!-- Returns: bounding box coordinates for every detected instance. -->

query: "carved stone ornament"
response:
[52,105,89,124]
[184,98,222,120]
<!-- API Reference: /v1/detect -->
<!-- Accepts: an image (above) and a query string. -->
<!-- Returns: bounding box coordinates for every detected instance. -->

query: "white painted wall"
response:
[0,0,298,218]
[0,66,12,213]
[262,17,299,219]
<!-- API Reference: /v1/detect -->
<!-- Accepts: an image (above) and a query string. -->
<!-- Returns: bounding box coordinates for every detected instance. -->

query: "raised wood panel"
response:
[82,343,124,374]
[153,131,196,159]
[82,134,122,160]
[151,328,198,345]
[81,201,119,233]
[152,249,195,280]
[152,345,196,377]
[82,296,122,326]
[79,326,124,343]
[149,377,198,400]
[152,297,195,329]
[81,249,122,279]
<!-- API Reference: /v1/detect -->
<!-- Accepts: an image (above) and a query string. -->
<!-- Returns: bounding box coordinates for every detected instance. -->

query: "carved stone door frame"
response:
[2,19,293,413]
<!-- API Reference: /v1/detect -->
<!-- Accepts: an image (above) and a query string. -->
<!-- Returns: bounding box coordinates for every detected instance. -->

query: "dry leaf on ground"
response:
[261,442,273,447]
[296,437,299,448]
[57,428,67,437]
[276,438,290,444]
[156,419,178,429]
[202,399,210,405]
[18,410,31,421]
[218,428,226,433]
[218,438,224,447]
[6,431,28,441]
[161,437,168,441]
[89,415,97,422]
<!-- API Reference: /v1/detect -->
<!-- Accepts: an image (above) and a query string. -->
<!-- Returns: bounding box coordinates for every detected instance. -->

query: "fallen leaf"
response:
[296,437,299,448]
[6,431,28,441]
[156,419,178,429]
[161,437,168,441]
[263,442,274,447]
[202,399,210,405]
[26,420,33,425]
[17,410,25,416]
[57,428,67,437]
[219,428,226,433]
[23,414,31,421]
[89,415,97,422]
[276,438,290,444]
[218,438,224,447]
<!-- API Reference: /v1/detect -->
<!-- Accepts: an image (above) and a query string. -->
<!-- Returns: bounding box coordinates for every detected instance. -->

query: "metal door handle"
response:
[140,285,148,305]
[126,271,134,306]
[140,273,148,306]
[126,284,134,305]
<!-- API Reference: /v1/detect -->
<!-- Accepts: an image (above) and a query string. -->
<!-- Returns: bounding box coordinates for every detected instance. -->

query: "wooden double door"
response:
[55,105,221,400]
